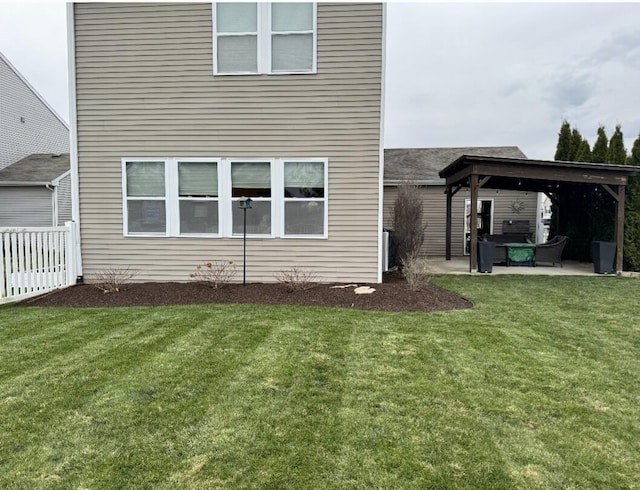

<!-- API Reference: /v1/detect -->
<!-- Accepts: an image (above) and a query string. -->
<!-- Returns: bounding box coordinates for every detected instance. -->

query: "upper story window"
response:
[213,2,317,75]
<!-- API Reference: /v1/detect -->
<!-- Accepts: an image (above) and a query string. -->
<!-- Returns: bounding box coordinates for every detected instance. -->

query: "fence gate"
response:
[0,222,78,304]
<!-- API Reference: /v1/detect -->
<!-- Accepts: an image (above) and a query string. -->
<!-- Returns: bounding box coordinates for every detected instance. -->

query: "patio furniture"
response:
[535,235,568,267]
[483,228,530,264]
[506,243,536,266]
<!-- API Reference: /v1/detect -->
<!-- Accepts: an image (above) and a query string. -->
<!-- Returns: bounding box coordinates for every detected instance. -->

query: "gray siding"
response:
[0,186,53,227]
[0,55,69,170]
[383,186,539,256]
[56,173,72,225]
[73,3,383,283]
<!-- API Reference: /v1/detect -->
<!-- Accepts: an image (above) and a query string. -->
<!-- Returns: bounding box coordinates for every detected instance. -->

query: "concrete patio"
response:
[426,256,601,276]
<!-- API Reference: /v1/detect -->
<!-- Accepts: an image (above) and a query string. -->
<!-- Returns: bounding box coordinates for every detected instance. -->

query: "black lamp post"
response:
[238,197,252,285]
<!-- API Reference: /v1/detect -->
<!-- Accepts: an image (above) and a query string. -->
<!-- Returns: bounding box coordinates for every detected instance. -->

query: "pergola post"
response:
[469,174,479,272]
[445,185,452,260]
[615,184,625,273]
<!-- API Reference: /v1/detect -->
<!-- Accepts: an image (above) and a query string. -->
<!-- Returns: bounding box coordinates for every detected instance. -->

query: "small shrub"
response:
[402,253,431,291]
[393,181,428,267]
[90,267,137,293]
[190,260,237,288]
[275,266,317,291]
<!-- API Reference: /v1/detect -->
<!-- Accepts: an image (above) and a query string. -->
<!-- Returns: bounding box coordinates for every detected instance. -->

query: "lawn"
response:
[1,276,639,489]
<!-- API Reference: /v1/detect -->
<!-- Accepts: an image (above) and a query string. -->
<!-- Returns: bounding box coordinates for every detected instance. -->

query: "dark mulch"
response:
[20,271,472,313]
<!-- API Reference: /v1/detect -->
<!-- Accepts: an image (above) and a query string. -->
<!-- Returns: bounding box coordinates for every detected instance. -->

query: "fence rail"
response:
[0,222,77,304]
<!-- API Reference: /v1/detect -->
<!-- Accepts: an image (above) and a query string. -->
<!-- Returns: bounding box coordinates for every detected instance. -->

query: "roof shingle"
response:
[0,153,70,183]
[384,146,527,182]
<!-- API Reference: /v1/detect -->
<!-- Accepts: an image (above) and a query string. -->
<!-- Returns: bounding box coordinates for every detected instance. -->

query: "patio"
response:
[426,256,598,276]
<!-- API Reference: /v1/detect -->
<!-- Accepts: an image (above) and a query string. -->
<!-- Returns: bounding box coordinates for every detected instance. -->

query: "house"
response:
[383,147,540,257]
[0,153,71,227]
[0,51,69,170]
[68,3,385,283]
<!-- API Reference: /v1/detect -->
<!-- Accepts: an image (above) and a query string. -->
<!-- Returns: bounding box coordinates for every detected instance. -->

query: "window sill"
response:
[213,70,317,77]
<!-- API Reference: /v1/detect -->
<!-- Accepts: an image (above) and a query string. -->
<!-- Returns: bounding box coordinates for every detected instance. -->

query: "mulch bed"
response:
[19,271,472,313]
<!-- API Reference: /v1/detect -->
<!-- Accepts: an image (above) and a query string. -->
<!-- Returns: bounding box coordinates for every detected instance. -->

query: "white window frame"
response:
[176,158,222,237]
[228,158,276,238]
[212,2,317,76]
[122,157,169,237]
[281,158,328,239]
[122,157,328,239]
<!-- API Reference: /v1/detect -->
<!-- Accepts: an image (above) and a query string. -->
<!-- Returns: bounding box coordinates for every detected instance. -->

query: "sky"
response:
[1,1,639,160]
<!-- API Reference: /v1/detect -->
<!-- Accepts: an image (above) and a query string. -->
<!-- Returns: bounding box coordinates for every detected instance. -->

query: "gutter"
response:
[0,181,53,187]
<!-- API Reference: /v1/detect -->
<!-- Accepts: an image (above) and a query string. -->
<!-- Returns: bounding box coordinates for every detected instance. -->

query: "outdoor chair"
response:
[535,235,568,267]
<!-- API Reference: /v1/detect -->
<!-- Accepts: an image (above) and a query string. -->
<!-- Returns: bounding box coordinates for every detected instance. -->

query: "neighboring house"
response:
[0,51,69,170]
[68,3,385,283]
[383,147,540,257]
[0,153,71,227]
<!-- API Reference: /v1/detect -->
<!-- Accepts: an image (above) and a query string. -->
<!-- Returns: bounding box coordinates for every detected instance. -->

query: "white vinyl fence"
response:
[1,222,78,304]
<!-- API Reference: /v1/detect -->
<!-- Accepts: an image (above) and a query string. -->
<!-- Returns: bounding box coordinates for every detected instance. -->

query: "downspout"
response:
[46,183,58,226]
[67,3,83,280]
[376,3,387,283]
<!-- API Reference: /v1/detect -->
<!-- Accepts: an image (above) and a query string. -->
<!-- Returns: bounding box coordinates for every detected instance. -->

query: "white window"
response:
[122,157,327,238]
[231,161,272,236]
[213,2,317,75]
[178,161,219,235]
[124,160,166,235]
[283,160,325,236]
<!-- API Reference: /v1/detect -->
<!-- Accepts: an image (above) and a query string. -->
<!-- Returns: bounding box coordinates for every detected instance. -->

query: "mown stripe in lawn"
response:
[0,305,269,486]
[161,307,358,488]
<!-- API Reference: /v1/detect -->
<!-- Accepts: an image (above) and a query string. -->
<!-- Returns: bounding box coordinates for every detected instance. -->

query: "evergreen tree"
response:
[568,128,584,161]
[592,125,608,163]
[554,120,572,161]
[575,139,592,162]
[606,124,627,164]
[624,135,640,270]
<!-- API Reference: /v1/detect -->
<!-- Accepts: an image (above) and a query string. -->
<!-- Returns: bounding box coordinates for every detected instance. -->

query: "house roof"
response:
[0,153,70,185]
[384,146,527,184]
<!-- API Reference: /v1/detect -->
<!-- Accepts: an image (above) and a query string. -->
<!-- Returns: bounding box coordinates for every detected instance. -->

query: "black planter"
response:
[591,241,616,274]
[477,240,496,273]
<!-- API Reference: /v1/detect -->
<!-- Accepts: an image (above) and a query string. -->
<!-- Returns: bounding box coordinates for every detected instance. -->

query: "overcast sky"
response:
[1,2,639,160]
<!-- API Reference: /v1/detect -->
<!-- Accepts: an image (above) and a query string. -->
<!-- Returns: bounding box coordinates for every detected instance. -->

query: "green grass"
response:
[1,276,639,488]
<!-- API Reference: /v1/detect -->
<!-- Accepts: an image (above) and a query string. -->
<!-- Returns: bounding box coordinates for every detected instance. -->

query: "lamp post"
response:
[238,197,252,285]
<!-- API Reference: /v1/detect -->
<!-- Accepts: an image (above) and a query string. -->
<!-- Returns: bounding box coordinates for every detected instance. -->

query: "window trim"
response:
[176,158,222,238]
[122,157,328,239]
[212,2,317,76]
[281,158,328,238]
[229,158,276,238]
[121,157,169,237]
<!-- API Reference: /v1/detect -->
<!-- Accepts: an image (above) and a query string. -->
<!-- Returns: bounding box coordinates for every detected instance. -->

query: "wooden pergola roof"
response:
[438,155,639,273]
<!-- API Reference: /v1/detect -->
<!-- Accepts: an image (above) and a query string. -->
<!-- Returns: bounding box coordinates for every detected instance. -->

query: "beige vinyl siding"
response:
[383,186,539,257]
[0,187,53,227]
[73,3,383,283]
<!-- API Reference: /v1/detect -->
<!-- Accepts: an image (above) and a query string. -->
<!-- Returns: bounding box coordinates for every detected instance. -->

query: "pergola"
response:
[439,155,639,273]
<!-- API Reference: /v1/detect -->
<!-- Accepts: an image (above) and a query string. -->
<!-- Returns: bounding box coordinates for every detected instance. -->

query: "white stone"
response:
[354,286,375,295]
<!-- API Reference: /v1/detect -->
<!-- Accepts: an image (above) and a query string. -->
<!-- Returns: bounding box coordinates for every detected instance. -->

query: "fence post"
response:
[0,231,5,299]
[65,221,77,286]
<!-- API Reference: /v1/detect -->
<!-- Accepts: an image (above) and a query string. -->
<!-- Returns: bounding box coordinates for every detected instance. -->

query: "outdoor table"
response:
[506,243,536,266]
